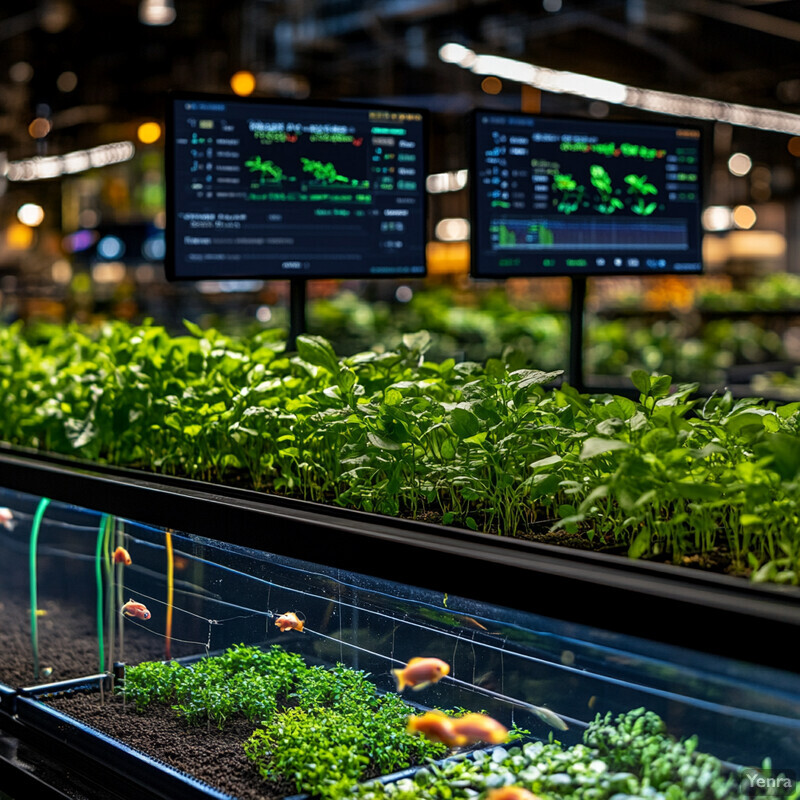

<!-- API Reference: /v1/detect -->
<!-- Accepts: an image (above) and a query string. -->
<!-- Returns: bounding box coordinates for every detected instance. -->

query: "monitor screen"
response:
[166,94,427,280]
[471,111,704,277]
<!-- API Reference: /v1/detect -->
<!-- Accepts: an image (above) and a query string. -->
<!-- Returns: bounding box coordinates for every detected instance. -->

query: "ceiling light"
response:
[17,204,45,226]
[7,141,135,181]
[728,152,752,177]
[440,44,800,135]
[139,0,176,26]
[435,218,470,241]
[701,206,733,232]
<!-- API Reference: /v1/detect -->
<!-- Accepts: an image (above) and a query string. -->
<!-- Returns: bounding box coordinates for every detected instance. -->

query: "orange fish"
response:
[406,711,461,747]
[392,657,450,691]
[486,789,540,800]
[0,507,14,530]
[121,599,151,620]
[113,546,132,566]
[450,713,508,745]
[274,612,304,632]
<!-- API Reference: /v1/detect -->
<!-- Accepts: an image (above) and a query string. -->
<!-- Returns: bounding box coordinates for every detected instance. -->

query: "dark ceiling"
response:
[2,0,800,176]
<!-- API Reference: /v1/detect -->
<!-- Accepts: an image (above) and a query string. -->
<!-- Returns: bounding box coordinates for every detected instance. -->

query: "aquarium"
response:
[1,479,799,800]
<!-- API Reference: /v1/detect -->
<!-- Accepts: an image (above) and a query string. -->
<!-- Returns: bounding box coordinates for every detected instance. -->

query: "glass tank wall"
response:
[1,484,799,800]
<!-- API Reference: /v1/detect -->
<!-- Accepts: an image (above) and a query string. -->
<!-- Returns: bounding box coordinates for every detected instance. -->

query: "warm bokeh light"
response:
[92,262,126,284]
[788,137,800,157]
[702,206,733,232]
[727,152,752,177]
[9,61,33,83]
[139,0,176,25]
[481,76,502,94]
[57,71,78,92]
[395,286,414,303]
[28,118,51,139]
[732,204,757,229]
[6,223,34,249]
[17,203,45,226]
[51,259,73,285]
[137,121,162,144]
[231,71,256,96]
[435,217,470,241]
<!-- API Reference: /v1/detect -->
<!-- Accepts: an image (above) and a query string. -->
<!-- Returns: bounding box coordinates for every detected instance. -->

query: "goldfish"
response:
[486,789,540,800]
[0,508,14,530]
[113,546,132,566]
[450,712,508,745]
[274,611,304,632]
[392,657,450,691]
[406,711,461,747]
[121,599,151,620]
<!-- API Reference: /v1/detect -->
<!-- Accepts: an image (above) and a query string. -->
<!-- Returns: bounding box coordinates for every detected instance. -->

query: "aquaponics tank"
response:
[1,449,799,800]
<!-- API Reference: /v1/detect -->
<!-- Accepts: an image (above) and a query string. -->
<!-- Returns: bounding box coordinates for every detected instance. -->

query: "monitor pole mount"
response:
[568,276,587,393]
[289,278,308,351]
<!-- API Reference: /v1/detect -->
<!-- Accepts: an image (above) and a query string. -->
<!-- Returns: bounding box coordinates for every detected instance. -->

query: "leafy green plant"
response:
[350,708,792,800]
[4,319,800,583]
[122,645,447,797]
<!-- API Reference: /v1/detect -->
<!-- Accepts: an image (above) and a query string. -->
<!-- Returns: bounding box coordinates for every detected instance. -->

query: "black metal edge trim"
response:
[15,696,236,800]
[2,450,800,673]
[3,442,795,595]
[0,752,75,800]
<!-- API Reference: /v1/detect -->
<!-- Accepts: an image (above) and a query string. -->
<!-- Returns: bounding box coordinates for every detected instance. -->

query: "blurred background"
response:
[2,0,800,394]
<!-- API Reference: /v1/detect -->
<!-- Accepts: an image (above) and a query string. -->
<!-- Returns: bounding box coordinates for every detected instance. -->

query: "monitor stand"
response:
[289,278,307,351]
[568,276,586,393]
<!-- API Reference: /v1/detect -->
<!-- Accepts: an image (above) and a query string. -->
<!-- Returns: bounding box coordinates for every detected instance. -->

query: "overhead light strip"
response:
[5,141,136,182]
[439,43,800,135]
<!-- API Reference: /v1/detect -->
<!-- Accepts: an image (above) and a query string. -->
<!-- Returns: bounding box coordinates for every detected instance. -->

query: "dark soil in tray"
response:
[47,691,281,800]
[0,592,197,689]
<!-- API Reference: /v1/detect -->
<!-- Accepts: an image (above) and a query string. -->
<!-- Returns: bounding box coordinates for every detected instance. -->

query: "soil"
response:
[46,691,287,800]
[0,592,196,689]
[0,594,416,800]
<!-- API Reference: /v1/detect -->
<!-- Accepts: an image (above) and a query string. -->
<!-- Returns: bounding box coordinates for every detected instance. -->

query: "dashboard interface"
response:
[472,112,703,277]
[167,96,427,279]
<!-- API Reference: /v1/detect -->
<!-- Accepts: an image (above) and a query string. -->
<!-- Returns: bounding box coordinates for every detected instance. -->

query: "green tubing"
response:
[29,497,51,682]
[95,513,110,675]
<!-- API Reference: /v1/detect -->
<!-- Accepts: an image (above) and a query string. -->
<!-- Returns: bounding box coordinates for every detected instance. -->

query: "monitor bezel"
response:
[165,90,430,282]
[469,108,707,280]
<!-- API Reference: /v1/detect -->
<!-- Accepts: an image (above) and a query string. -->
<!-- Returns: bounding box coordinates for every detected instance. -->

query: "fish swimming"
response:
[274,612,304,632]
[406,711,461,747]
[0,508,14,530]
[486,788,540,800]
[450,712,508,745]
[529,703,569,731]
[121,599,151,620]
[113,546,132,566]
[392,657,450,691]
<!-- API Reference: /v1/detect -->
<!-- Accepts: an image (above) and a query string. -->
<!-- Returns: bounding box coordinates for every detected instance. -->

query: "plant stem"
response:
[95,513,109,676]
[29,497,51,682]
[165,529,174,661]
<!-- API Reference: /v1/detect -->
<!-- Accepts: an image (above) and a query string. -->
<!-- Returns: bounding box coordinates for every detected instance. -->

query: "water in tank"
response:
[1,485,798,800]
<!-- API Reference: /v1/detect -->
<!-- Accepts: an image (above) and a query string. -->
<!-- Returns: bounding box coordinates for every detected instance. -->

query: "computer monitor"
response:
[166,93,427,280]
[471,111,704,278]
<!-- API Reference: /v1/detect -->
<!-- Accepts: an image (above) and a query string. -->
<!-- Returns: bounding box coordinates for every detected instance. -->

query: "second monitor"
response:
[471,111,704,278]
